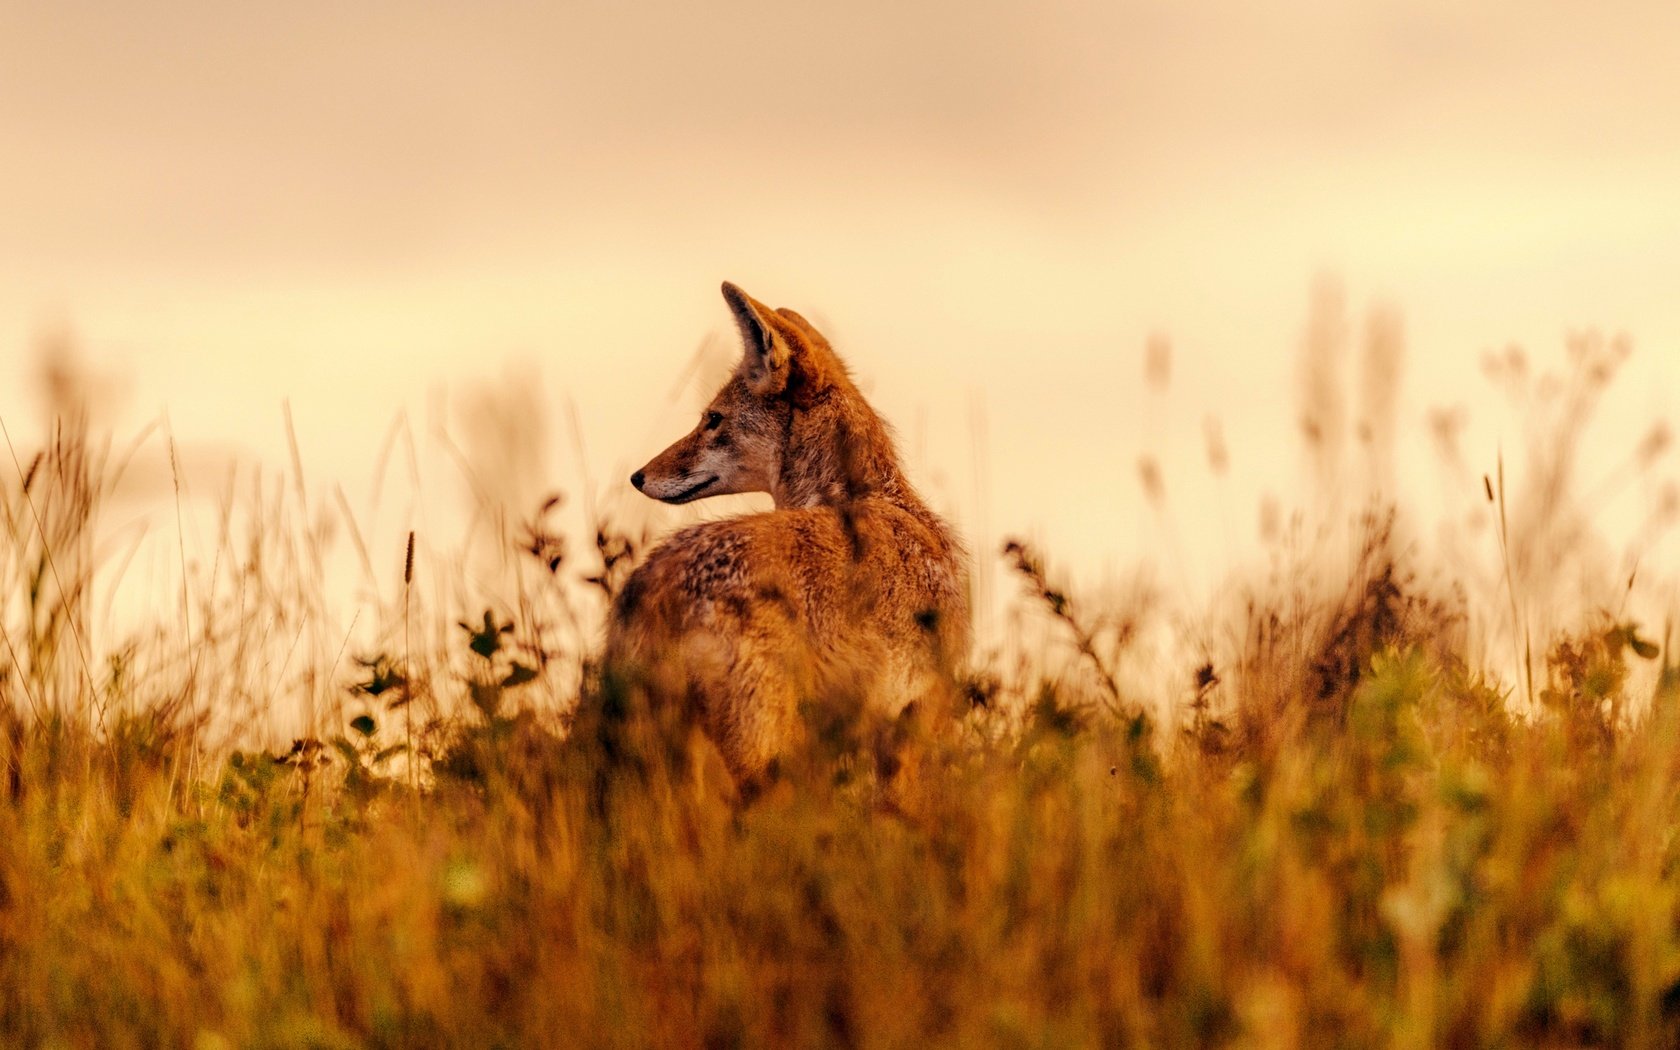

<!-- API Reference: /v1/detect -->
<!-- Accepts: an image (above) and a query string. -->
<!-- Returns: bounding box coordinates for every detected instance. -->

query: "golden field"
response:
[1,335,1677,1049]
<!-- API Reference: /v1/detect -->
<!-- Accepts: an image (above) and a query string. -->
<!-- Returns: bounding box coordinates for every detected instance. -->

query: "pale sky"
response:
[2,0,1677,652]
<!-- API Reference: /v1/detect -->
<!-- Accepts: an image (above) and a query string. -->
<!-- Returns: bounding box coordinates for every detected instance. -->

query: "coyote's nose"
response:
[630,470,645,491]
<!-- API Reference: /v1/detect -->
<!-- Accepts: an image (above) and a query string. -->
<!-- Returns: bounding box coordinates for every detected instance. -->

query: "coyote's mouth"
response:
[664,474,719,504]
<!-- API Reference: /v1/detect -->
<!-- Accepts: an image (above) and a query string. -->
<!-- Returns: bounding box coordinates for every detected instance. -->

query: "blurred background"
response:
[2,0,1676,663]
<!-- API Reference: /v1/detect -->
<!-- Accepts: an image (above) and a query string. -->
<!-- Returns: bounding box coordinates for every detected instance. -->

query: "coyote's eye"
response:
[704,411,723,431]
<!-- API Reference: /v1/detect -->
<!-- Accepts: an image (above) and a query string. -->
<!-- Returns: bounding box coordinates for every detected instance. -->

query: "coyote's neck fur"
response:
[769,355,914,511]
[610,281,970,795]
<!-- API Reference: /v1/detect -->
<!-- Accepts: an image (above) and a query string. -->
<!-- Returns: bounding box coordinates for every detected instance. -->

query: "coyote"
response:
[603,281,969,791]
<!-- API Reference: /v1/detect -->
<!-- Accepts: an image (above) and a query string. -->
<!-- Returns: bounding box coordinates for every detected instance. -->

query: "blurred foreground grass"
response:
[5,593,1680,1048]
[2,328,1679,1048]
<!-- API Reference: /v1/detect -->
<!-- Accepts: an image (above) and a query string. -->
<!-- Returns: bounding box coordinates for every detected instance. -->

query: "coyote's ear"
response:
[722,281,790,397]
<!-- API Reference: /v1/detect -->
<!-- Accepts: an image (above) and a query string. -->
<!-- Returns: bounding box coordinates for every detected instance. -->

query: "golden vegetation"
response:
[1,317,1678,1048]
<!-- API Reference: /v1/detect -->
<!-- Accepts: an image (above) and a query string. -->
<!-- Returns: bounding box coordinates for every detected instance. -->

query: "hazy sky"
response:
[3,0,1677,632]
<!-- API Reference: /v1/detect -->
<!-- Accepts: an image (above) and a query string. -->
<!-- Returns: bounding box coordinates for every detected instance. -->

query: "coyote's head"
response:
[631,281,901,509]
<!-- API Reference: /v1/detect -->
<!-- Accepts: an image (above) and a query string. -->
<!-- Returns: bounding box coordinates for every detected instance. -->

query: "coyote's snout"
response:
[603,281,969,792]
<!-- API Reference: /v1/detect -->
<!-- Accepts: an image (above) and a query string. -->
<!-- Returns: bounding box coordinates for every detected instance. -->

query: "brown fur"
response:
[605,282,969,791]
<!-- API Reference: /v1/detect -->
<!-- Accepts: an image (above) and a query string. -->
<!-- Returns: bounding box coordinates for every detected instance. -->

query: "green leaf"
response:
[330,737,360,767]
[503,662,539,688]
[350,714,377,737]
[1611,623,1661,661]
[355,658,406,697]
[462,609,506,659]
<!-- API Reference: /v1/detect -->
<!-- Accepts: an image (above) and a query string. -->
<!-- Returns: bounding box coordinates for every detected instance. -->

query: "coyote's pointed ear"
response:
[723,281,790,397]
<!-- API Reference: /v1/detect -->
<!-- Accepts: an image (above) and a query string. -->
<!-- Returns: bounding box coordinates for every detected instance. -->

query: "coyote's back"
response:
[602,282,968,791]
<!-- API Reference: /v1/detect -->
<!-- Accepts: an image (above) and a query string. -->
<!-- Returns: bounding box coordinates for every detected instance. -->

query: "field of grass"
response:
[2,336,1678,1048]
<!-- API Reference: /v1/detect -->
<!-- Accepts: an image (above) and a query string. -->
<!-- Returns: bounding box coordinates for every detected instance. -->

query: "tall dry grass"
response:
[2,297,1678,1048]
